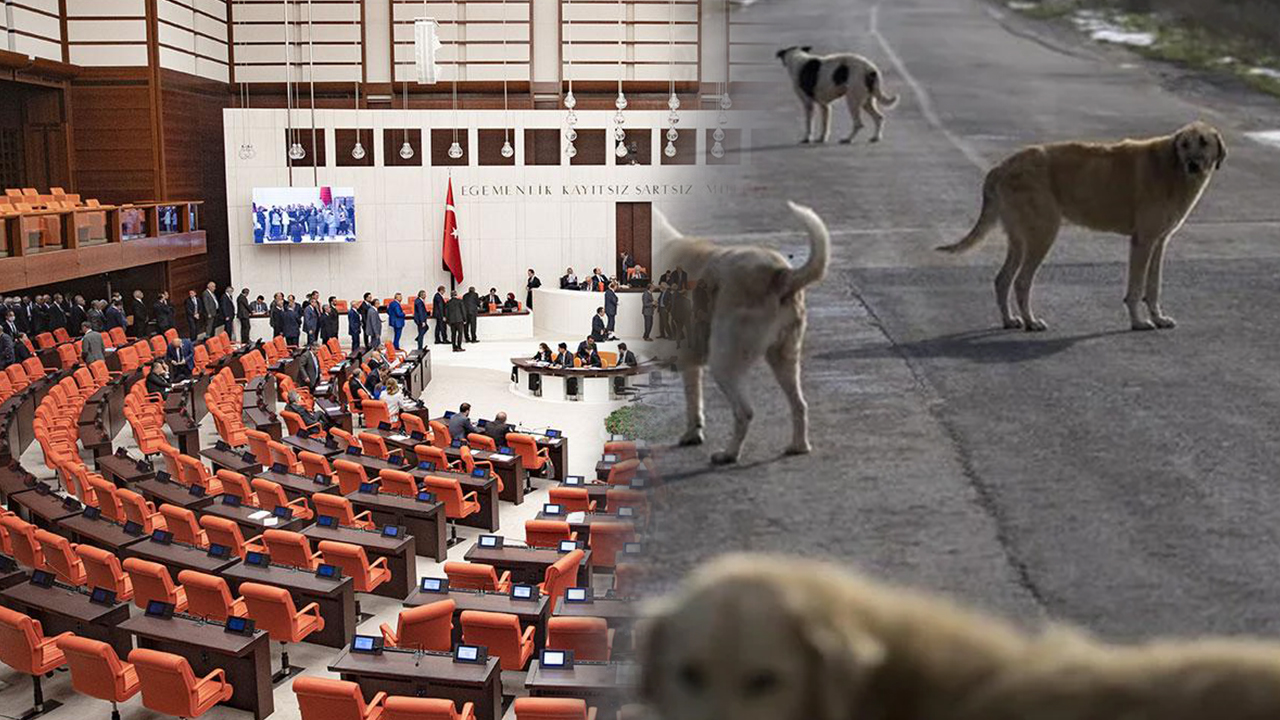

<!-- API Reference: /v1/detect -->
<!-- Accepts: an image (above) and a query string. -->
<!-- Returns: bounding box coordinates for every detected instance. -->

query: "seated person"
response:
[167,338,193,382]
[483,288,501,308]
[486,411,512,446]
[285,389,334,431]
[617,342,638,367]
[575,336,598,360]
[503,293,520,311]
[532,342,553,363]
[560,267,580,290]
[448,402,478,440]
[552,342,572,367]
[381,378,408,425]
[347,368,372,407]
[145,360,172,395]
[576,337,602,368]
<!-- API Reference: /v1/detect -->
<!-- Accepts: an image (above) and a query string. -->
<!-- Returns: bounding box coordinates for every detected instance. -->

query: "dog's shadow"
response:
[817,327,1131,364]
[655,452,798,485]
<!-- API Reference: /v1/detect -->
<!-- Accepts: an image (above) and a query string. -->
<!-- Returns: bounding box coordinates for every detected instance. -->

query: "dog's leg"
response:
[1125,234,1160,330]
[801,101,815,144]
[864,97,886,143]
[819,103,833,144]
[841,94,865,145]
[1010,214,1060,332]
[708,359,753,465]
[767,338,810,455]
[1143,235,1176,328]
[996,239,1025,329]
[678,364,706,446]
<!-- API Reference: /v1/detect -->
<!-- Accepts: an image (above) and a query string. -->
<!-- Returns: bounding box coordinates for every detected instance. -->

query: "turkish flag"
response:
[441,179,464,285]
[319,186,332,206]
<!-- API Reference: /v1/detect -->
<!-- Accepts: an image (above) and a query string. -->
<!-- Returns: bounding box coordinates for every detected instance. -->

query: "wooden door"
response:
[615,202,652,280]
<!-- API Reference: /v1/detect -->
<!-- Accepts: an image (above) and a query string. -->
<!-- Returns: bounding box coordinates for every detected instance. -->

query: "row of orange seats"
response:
[293,676,629,720]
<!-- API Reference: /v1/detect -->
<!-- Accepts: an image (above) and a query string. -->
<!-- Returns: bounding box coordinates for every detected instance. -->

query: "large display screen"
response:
[252,186,356,244]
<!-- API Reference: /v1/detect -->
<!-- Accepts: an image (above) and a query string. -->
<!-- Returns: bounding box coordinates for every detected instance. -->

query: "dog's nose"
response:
[1187,161,1202,174]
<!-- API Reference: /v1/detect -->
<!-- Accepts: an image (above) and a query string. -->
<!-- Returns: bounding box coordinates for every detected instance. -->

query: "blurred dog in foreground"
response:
[641,554,1280,720]
[656,203,830,465]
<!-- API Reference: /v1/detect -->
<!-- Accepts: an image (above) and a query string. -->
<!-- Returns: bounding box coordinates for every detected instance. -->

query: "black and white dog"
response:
[776,46,898,145]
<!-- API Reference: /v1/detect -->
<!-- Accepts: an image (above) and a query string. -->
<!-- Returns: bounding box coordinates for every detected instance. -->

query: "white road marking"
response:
[1245,130,1280,149]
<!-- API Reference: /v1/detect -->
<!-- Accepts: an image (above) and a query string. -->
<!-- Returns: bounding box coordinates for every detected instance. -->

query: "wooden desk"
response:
[134,478,214,512]
[0,569,27,591]
[315,398,353,433]
[200,446,262,475]
[405,468,500,532]
[200,502,308,538]
[1,581,132,657]
[344,452,413,478]
[525,659,635,710]
[438,441,527,505]
[283,434,343,459]
[95,452,155,486]
[244,406,282,439]
[0,466,34,505]
[165,409,200,456]
[254,468,341,500]
[554,597,638,632]
[535,512,637,543]
[387,351,430,398]
[329,647,500,720]
[222,560,356,649]
[358,427,421,454]
[11,488,82,529]
[60,513,148,553]
[78,416,113,459]
[301,525,415,599]
[464,546,594,590]
[345,489,447,561]
[404,588,551,649]
[121,537,238,579]
[121,614,273,719]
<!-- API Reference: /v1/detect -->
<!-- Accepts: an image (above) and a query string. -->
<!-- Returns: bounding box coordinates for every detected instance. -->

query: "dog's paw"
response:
[1153,315,1177,329]
[678,429,705,447]
[1024,319,1048,332]
[784,442,811,456]
[710,451,738,466]
[870,136,883,143]
[1003,317,1025,330]
[799,138,812,145]
[1131,319,1157,331]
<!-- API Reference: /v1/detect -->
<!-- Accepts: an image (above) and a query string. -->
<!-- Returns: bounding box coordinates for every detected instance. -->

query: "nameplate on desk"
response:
[29,569,55,588]
[317,515,339,528]
[510,584,536,601]
[89,586,117,606]
[498,446,513,455]
[409,431,426,441]
[471,468,487,478]
[623,542,643,556]
[378,421,392,431]
[477,534,503,549]
[222,494,242,507]
[616,507,636,519]
[145,600,175,619]
[453,644,486,664]
[313,473,329,485]
[32,483,52,496]
[207,543,231,559]
[241,451,259,465]
[602,454,619,463]
[81,506,102,521]
[155,470,172,483]
[563,476,585,487]
[541,649,574,670]
[443,411,456,419]
[419,577,448,593]
[188,484,206,498]
[558,540,581,553]
[351,634,384,654]
[122,521,144,537]
[316,563,342,579]
[417,461,436,472]
[450,439,463,448]
[545,429,562,438]
[244,551,271,567]
[270,462,288,474]
[225,615,256,636]
[381,525,405,539]
[214,440,231,452]
[150,529,174,545]
[346,447,362,456]
[61,496,82,511]
[357,482,379,494]
[564,587,592,604]
[272,506,292,519]
[388,454,405,466]
[135,459,153,473]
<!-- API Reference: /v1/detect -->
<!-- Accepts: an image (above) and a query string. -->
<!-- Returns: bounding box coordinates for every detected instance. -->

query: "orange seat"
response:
[384,697,477,720]
[240,582,324,679]
[602,441,638,461]
[413,444,458,472]
[378,469,417,497]
[0,606,71,718]
[117,488,166,533]
[332,458,369,495]
[428,421,451,449]
[443,561,511,593]
[358,432,390,460]
[318,540,391,594]
[158,504,208,547]
[539,549,585,613]
[1,515,45,571]
[604,459,640,486]
[466,433,497,452]
[33,528,87,585]
[512,698,597,720]
[423,475,480,545]
[459,610,535,671]
[262,529,322,570]
[268,440,303,473]
[525,520,577,550]
[129,648,233,718]
[216,469,257,506]
[401,414,428,438]
[299,451,334,482]
[293,676,387,720]
[122,557,187,611]
[589,522,636,570]
[507,433,553,476]
[177,455,223,495]
[312,494,375,530]
[548,487,597,514]
[199,515,265,559]
[605,488,648,520]
[177,570,247,621]
[246,429,274,466]
[56,635,141,720]
[379,599,455,651]
[77,545,133,600]
[252,478,313,520]
[546,616,613,661]
[362,400,393,430]
[457,446,502,494]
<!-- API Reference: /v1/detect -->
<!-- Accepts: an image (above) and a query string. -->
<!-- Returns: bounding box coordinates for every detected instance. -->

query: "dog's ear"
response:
[776,47,789,60]
[1214,129,1228,170]
[802,46,812,53]
[796,608,886,720]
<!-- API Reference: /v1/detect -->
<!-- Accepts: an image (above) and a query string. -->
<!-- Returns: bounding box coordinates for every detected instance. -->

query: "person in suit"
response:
[201,282,219,338]
[250,295,269,313]
[11,333,31,364]
[268,295,284,337]
[87,300,106,333]
[413,290,430,351]
[576,336,598,362]
[321,298,340,343]
[185,289,201,338]
[145,360,172,395]
[51,294,69,331]
[128,290,147,337]
[283,390,326,431]
[481,287,501,309]
[362,292,382,351]
[445,290,466,352]
[279,298,301,347]
[298,342,321,390]
[47,295,67,335]
[104,300,127,333]
[619,251,636,280]
[462,287,480,343]
[153,292,174,334]
[447,402,477,440]
[591,307,611,342]
[68,296,87,335]
[220,286,236,338]
[591,268,609,292]
[11,297,30,335]
[237,289,253,344]
[641,285,656,341]
[552,342,572,367]
[81,323,106,365]
[29,296,48,336]
[302,296,320,347]
[532,343,553,363]
[657,281,672,339]
[526,269,541,309]
[347,300,364,353]
[616,342,638,367]
[365,349,385,389]
[503,293,520,311]
[560,267,579,290]
[669,266,689,289]
[2,309,19,338]
[0,332,13,369]
[604,282,620,333]
[432,286,448,345]
[167,338,193,382]
[347,367,371,408]
[485,411,512,447]
[387,293,406,350]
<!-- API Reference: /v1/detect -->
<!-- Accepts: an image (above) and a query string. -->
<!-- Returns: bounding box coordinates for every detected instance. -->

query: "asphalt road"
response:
[647,0,1280,639]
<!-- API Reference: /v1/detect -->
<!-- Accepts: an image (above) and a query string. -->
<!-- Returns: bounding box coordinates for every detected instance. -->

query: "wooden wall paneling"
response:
[523,128,559,166]
[477,128,515,166]
[570,128,605,166]
[334,128,374,167]
[621,127,650,165]
[160,73,229,285]
[660,127,695,165]
[382,128,422,166]
[430,128,469,167]
[69,80,158,203]
[705,128,740,165]
[282,128,327,168]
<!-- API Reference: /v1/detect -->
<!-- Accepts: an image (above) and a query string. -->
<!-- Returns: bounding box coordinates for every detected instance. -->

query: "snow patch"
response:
[1244,130,1280,149]
[1247,67,1280,81]
[1006,1,1037,9]
[1071,10,1156,47]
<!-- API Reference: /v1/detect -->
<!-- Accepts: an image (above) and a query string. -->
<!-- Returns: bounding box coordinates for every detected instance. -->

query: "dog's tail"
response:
[867,69,899,108]
[936,169,1001,254]
[783,201,830,296]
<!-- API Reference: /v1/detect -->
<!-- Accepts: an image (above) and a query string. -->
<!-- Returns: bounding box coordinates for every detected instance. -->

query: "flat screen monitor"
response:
[252,187,356,244]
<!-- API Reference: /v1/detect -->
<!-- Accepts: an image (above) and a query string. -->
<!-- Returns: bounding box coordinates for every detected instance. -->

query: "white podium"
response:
[532,288,647,340]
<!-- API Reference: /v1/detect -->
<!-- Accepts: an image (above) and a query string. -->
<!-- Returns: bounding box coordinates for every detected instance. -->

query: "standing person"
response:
[184,290,200,338]
[236,288,252,344]
[1,308,17,337]
[80,322,105,364]
[201,282,219,339]
[298,341,321,390]
[641,284,656,341]
[591,307,610,342]
[269,294,284,337]
[129,290,147,337]
[616,342,638,366]
[87,300,106,332]
[321,298,339,343]
[525,269,541,309]
[347,300,364,354]
[657,281,672,339]
[362,292,382,351]
[51,294,69,331]
[220,285,236,338]
[431,286,448,345]
[30,295,49,335]
[604,281,619,334]
[444,290,466,352]
[387,292,406,350]
[0,331,13,369]
[47,294,67,335]
[68,295,87,335]
[671,287,691,349]
[461,287,480,343]
[104,300,127,333]
[302,295,320,347]
[280,297,301,347]
[153,291,174,334]
[413,290,430,351]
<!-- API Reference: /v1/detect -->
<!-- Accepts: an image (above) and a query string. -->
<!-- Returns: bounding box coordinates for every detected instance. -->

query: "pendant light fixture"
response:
[710,0,729,159]
[564,0,576,158]
[239,83,256,159]
[285,0,305,161]
[399,80,415,159]
[664,0,678,158]
[613,0,627,159]
[351,82,365,159]
[499,0,514,159]
[448,65,463,159]
[307,0,319,183]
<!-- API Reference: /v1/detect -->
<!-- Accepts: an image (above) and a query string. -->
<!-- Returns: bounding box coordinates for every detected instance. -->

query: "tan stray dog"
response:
[657,203,830,465]
[640,554,1280,720]
[938,121,1226,331]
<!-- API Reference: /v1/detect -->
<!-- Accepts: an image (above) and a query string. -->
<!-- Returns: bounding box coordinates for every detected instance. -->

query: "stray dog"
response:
[938,121,1227,331]
[776,46,899,145]
[656,202,830,465]
[641,554,1280,720]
